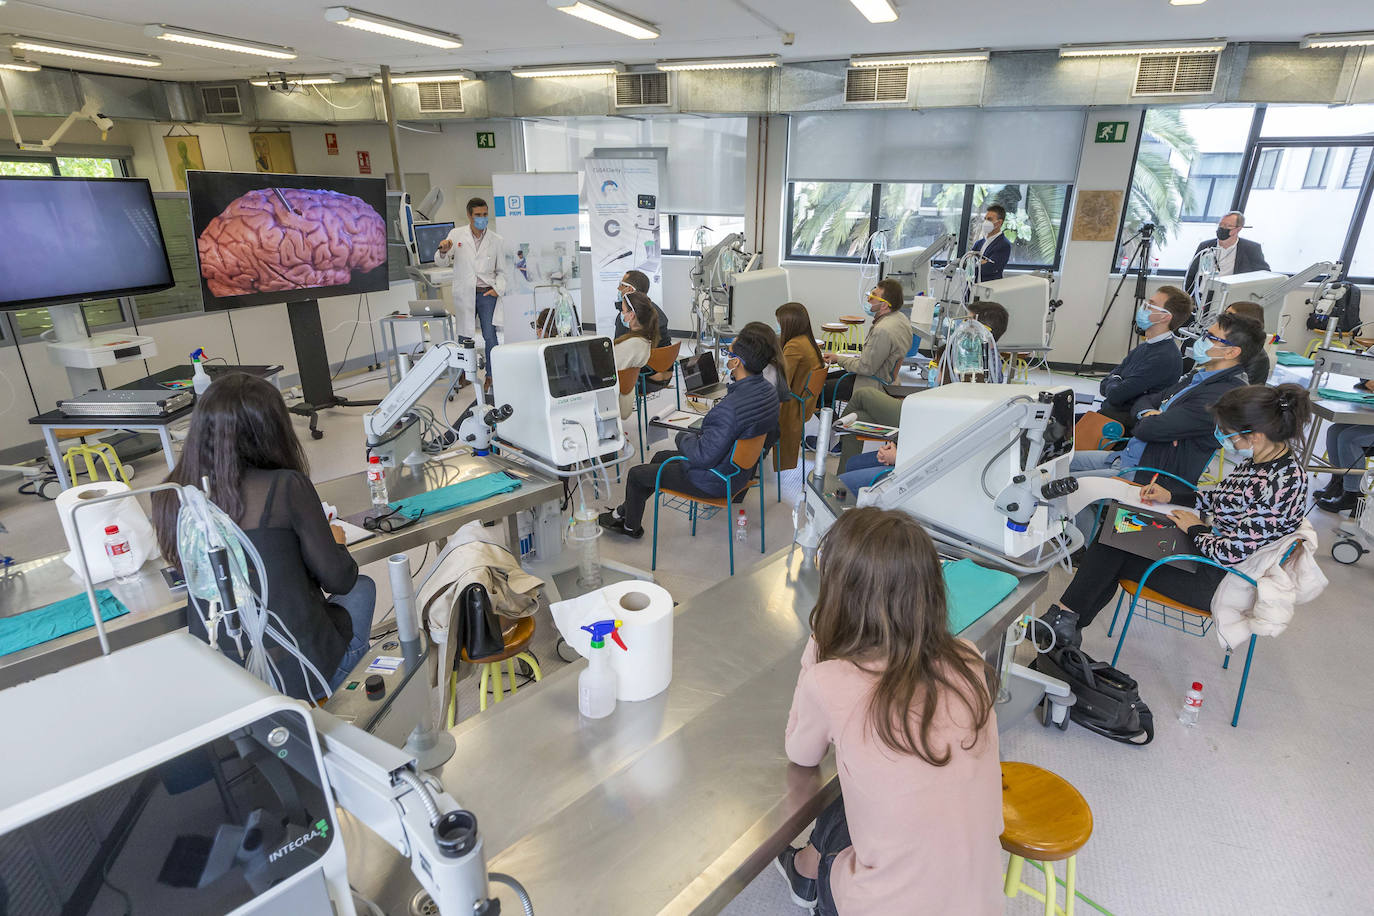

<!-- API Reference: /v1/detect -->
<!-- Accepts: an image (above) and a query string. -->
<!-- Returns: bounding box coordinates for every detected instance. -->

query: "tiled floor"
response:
[3,367,1370,915]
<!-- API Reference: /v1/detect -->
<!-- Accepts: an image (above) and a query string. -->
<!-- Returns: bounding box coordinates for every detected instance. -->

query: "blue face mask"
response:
[1214,427,1254,459]
[863,298,883,317]
[1136,304,1161,332]
[1191,336,1214,364]
[472,216,489,231]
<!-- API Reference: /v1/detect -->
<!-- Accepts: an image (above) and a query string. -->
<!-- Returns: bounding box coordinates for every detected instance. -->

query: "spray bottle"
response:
[578,619,626,719]
[190,348,212,396]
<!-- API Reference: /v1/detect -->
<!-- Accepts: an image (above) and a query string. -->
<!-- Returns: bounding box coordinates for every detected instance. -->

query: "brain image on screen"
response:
[196,188,386,297]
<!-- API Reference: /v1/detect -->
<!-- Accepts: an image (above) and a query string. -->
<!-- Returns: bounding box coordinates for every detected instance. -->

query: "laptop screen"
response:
[678,351,720,392]
[414,221,455,265]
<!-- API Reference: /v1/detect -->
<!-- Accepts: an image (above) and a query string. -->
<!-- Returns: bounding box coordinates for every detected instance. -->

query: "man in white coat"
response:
[435,197,507,391]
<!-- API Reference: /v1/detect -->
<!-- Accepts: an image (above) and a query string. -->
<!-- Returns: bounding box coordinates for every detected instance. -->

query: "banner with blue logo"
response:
[491,172,582,344]
[584,158,663,334]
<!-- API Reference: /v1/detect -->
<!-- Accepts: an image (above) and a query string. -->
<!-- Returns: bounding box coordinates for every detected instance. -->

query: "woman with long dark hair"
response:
[152,373,376,700]
[614,291,660,419]
[777,507,1004,915]
[774,302,825,471]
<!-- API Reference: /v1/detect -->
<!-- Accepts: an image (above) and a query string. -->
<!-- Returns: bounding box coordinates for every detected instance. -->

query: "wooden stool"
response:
[838,315,866,350]
[820,323,848,352]
[63,441,131,486]
[450,616,542,722]
[1000,761,1094,916]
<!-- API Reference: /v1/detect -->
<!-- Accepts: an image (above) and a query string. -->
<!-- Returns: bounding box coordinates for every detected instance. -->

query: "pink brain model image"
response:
[197,188,387,297]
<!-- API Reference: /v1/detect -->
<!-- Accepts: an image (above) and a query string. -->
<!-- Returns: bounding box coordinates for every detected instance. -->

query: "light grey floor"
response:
[2,366,1370,915]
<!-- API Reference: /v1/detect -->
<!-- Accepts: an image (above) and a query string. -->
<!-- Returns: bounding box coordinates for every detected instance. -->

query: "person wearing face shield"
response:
[1098,286,1193,431]
[613,270,670,347]
[435,197,507,391]
[1184,211,1269,296]
[820,278,913,408]
[971,204,1011,281]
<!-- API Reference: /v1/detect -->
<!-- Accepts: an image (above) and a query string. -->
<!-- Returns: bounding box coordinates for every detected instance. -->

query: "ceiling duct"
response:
[1134,53,1220,95]
[416,81,463,112]
[845,66,908,103]
[199,85,242,116]
[614,71,669,107]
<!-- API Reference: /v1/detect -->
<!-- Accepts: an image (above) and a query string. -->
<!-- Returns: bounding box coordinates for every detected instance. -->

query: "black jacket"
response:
[1184,238,1269,294]
[1100,335,1184,411]
[674,373,779,494]
[1127,364,1250,500]
[973,234,1011,282]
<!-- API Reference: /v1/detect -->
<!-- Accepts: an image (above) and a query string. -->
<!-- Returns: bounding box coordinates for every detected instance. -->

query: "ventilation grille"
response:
[416,81,464,112]
[845,66,909,103]
[200,85,241,116]
[615,72,669,107]
[1133,54,1219,96]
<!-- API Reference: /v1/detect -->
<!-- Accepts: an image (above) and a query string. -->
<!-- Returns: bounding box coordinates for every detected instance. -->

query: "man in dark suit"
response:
[1184,210,1269,295]
[972,203,1011,282]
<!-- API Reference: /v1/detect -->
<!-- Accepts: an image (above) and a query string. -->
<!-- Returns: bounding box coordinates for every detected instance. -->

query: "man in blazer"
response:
[972,203,1011,282]
[1184,211,1269,295]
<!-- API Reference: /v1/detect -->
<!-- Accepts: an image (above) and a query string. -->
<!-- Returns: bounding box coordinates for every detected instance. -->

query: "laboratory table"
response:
[0,453,561,689]
[343,546,1047,916]
[1277,365,1374,474]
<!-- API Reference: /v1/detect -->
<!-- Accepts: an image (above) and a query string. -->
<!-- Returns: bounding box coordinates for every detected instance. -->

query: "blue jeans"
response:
[838,451,891,494]
[476,288,499,378]
[328,574,377,690]
[1327,423,1374,492]
[808,796,853,916]
[1070,449,1124,474]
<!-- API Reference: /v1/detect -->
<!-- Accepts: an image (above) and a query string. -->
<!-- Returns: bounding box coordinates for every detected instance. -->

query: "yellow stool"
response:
[449,616,543,723]
[62,441,131,486]
[838,315,866,350]
[820,323,848,352]
[1001,761,1094,916]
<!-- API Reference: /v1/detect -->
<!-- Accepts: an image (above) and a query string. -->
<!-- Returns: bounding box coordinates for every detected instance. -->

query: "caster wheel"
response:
[311,429,324,440]
[1332,539,1364,565]
[1057,710,1070,731]
[39,478,62,500]
[1037,698,1052,728]
[122,465,136,481]
[555,637,579,664]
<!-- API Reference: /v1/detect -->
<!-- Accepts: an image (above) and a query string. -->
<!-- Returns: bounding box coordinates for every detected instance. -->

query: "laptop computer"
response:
[1094,500,1197,572]
[678,351,729,399]
[408,300,448,317]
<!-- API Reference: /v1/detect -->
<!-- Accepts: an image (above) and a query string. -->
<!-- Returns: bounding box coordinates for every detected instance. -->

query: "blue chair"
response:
[651,434,767,576]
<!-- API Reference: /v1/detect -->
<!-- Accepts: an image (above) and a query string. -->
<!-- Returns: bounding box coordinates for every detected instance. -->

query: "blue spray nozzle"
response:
[190,348,206,362]
[581,618,627,650]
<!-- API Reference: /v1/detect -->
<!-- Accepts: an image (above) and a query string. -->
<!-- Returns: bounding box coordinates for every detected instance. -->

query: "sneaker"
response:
[597,511,644,539]
[1316,475,1344,500]
[1316,491,1360,514]
[803,435,842,456]
[1036,605,1081,651]
[773,848,818,909]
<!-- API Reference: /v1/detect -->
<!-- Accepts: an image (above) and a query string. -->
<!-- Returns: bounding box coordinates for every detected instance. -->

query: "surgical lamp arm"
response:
[1254,260,1340,308]
[363,339,482,440]
[310,710,497,915]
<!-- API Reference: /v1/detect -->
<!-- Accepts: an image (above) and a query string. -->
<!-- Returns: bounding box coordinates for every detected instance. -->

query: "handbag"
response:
[458,582,505,660]
[1033,646,1154,746]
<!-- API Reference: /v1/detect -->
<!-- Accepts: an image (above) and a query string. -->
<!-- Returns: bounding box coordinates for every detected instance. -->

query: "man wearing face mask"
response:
[613,269,671,347]
[1184,211,1269,296]
[972,204,1011,282]
[435,197,507,391]
[1071,312,1264,502]
[1098,286,1193,430]
[821,278,913,407]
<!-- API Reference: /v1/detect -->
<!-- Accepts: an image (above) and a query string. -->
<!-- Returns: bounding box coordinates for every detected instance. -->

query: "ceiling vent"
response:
[200,85,242,116]
[1133,53,1219,96]
[416,81,464,113]
[615,72,669,107]
[845,66,909,104]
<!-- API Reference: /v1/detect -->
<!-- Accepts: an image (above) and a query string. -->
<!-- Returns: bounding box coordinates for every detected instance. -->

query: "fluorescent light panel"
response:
[655,56,777,71]
[0,52,39,72]
[324,8,462,49]
[10,38,162,67]
[850,50,989,67]
[848,0,898,24]
[511,62,625,78]
[379,70,475,83]
[1302,31,1374,49]
[547,1,659,40]
[143,24,296,60]
[1169,0,1207,5]
[1059,40,1225,57]
[251,74,345,86]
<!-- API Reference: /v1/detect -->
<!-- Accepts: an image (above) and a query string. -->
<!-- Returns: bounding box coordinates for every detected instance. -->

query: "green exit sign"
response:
[476,131,496,149]
[1094,121,1130,143]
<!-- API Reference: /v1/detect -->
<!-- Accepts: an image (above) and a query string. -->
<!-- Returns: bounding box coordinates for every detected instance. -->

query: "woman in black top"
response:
[153,374,375,699]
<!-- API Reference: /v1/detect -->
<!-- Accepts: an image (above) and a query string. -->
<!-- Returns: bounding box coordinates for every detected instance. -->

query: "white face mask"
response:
[981,219,996,236]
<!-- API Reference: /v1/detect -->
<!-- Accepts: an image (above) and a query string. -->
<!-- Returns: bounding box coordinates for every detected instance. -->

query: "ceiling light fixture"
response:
[10,37,162,67]
[1059,40,1225,57]
[0,51,39,72]
[547,1,659,40]
[323,8,462,49]
[849,49,990,67]
[377,69,476,83]
[250,73,345,86]
[511,62,626,78]
[143,24,296,59]
[1169,0,1207,5]
[1301,31,1374,49]
[655,55,778,71]
[848,0,899,24]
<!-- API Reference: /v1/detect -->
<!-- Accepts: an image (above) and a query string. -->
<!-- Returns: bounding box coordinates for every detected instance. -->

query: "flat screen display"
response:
[187,170,390,310]
[544,337,616,399]
[0,176,174,310]
[414,221,454,265]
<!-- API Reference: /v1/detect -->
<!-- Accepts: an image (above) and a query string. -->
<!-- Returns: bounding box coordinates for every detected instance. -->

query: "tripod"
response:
[1076,223,1155,375]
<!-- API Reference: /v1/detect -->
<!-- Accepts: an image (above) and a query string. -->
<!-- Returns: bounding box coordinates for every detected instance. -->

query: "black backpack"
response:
[1306,281,1362,334]
[1033,647,1154,746]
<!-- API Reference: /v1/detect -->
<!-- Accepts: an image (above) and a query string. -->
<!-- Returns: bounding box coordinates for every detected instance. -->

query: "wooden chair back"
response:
[617,367,640,396]
[730,434,768,472]
[1073,411,1124,452]
[647,342,681,374]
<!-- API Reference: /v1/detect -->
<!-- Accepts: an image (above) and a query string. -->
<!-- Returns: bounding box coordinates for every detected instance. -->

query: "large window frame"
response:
[783,181,1075,271]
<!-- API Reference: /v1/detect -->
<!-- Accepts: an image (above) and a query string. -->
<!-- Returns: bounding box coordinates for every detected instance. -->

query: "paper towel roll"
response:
[551,580,673,702]
[57,481,158,584]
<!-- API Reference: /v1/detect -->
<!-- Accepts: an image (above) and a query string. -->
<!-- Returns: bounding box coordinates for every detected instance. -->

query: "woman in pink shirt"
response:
[778,508,1005,915]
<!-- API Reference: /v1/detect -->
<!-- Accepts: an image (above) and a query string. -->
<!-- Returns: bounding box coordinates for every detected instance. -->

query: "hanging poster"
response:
[250,131,297,174]
[584,158,662,335]
[162,133,205,192]
[492,172,582,344]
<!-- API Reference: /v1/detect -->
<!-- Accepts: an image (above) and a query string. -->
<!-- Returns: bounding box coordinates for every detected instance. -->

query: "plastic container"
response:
[191,349,212,396]
[367,456,389,508]
[578,619,626,719]
[735,509,748,544]
[1179,681,1204,726]
[103,524,138,583]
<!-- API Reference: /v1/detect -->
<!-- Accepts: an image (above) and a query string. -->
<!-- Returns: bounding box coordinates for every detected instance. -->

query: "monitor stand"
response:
[287,299,380,440]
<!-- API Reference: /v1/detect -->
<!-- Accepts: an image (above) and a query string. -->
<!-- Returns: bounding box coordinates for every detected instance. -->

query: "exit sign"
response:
[476,131,496,149]
[1094,121,1130,143]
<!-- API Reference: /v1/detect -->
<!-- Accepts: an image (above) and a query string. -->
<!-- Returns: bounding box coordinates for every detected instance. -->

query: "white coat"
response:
[434,224,508,312]
[1209,520,1328,650]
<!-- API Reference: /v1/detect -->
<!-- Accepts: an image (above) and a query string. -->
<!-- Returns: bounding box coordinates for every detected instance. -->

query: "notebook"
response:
[1094,500,1197,572]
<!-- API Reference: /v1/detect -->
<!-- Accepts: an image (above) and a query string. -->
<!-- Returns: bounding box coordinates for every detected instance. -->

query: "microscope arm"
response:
[1254,260,1340,309]
[363,340,483,441]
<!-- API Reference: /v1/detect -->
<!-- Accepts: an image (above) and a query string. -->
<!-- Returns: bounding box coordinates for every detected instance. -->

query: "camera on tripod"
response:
[1139,221,1156,239]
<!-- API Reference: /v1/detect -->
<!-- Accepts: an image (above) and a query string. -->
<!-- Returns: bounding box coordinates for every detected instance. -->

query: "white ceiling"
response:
[0,0,1367,82]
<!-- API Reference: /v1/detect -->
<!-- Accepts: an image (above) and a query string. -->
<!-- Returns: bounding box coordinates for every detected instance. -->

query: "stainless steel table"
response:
[1280,366,1374,474]
[343,546,1047,916]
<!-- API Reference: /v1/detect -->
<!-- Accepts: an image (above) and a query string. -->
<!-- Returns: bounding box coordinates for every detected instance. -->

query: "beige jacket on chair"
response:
[1209,520,1328,650]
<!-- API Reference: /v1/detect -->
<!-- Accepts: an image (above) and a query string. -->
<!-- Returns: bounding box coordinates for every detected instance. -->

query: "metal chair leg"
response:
[1003,854,1023,898]
[1042,859,1056,916]
[759,467,766,554]
[1110,594,1140,668]
[507,658,519,696]
[478,664,490,713]
[492,662,504,705]
[1232,635,1256,727]
[1107,591,1125,638]
[651,491,662,570]
[518,651,543,681]
[726,483,735,576]
[1064,855,1077,916]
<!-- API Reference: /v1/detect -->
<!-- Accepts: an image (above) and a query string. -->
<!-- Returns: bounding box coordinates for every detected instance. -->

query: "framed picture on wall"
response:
[163,133,205,191]
[250,131,297,174]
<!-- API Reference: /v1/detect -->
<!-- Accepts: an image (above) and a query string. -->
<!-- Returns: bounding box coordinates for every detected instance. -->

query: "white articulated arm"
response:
[364,340,479,440]
[1254,260,1340,309]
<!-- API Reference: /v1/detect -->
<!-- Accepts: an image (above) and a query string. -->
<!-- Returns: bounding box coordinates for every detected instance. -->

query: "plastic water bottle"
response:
[103,525,138,583]
[1179,681,1204,726]
[735,509,749,544]
[367,456,390,509]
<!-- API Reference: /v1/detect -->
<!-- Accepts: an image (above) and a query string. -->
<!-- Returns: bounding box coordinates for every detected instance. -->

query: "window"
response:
[1182,153,1243,221]
[1303,148,1332,189]
[878,183,963,252]
[1350,203,1374,280]
[1253,149,1282,190]
[0,158,56,176]
[1344,148,1371,190]
[787,181,877,260]
[11,302,126,339]
[668,215,746,254]
[973,184,1070,268]
[133,195,205,321]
